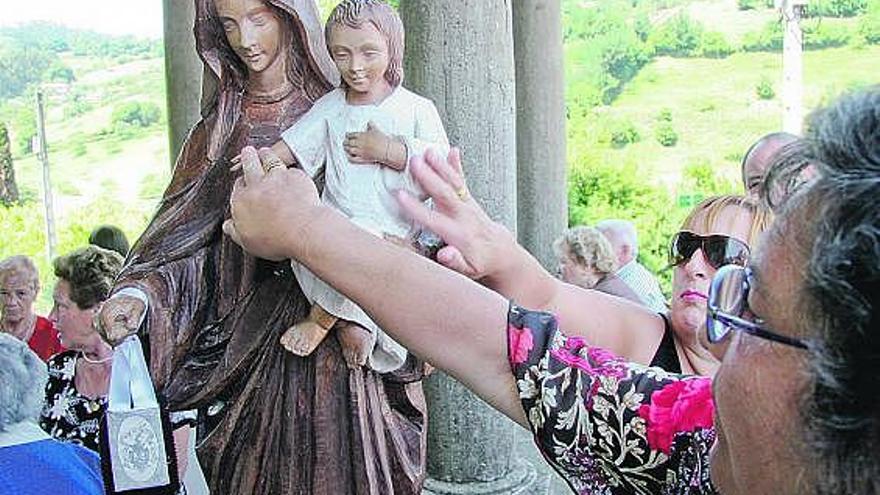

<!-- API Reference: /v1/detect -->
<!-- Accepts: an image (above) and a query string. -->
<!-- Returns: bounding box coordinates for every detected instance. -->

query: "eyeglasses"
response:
[669,231,750,270]
[706,264,808,350]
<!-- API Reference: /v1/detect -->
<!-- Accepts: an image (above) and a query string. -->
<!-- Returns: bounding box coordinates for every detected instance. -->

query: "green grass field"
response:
[577,44,880,190]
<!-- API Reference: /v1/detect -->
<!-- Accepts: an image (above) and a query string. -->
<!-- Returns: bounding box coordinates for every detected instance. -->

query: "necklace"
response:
[80,352,113,365]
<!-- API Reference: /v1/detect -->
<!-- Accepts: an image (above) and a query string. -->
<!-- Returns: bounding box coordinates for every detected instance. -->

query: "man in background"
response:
[741,132,799,198]
[596,219,667,313]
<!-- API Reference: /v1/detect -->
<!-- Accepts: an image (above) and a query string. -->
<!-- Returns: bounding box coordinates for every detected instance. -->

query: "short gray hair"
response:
[0,255,40,293]
[553,226,617,275]
[595,219,639,257]
[0,333,47,432]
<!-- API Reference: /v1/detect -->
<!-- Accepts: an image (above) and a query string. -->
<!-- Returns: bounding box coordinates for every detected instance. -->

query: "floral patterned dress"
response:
[39,351,107,453]
[507,304,718,494]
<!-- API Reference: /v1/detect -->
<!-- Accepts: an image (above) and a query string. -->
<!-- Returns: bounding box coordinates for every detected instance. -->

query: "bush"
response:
[743,18,854,51]
[63,91,93,119]
[655,122,679,146]
[742,21,783,51]
[804,20,853,48]
[45,60,74,83]
[110,101,162,129]
[756,77,776,99]
[649,14,704,56]
[860,2,880,43]
[682,159,737,196]
[656,108,674,122]
[606,119,641,148]
[699,31,736,58]
[737,0,774,9]
[806,0,868,17]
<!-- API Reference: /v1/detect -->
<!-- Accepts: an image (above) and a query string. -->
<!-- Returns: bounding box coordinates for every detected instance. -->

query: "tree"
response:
[0,44,56,98]
[0,123,20,206]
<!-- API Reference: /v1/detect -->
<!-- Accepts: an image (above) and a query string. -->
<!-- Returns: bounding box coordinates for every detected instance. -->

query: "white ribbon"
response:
[108,336,158,412]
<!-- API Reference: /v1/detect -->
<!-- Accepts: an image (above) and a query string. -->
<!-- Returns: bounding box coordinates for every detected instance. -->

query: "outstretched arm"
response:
[225,147,527,426]
[396,149,665,365]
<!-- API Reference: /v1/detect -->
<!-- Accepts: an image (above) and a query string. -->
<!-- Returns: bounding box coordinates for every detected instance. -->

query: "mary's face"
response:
[708,217,812,493]
[0,273,36,323]
[214,0,284,77]
[670,206,752,341]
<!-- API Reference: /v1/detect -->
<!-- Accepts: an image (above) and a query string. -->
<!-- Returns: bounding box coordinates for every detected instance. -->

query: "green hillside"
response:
[1,0,878,309]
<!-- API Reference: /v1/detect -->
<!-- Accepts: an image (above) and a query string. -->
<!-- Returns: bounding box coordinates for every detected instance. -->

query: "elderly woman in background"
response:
[553,226,644,305]
[225,86,879,493]
[0,333,103,494]
[0,255,63,361]
[39,246,123,452]
[39,246,207,493]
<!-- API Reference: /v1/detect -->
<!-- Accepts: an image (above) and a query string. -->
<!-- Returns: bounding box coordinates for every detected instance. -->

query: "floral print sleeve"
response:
[508,304,717,494]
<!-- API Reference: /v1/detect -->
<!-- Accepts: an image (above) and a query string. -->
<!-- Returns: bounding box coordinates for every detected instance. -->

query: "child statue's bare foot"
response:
[280,304,337,356]
[280,321,330,356]
[336,321,372,369]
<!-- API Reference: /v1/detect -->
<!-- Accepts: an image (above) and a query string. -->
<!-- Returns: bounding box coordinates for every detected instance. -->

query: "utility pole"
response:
[34,90,57,260]
[780,0,806,133]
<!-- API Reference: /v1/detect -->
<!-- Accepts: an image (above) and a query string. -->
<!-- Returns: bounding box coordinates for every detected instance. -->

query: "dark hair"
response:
[766,86,880,494]
[53,246,123,310]
[89,225,130,258]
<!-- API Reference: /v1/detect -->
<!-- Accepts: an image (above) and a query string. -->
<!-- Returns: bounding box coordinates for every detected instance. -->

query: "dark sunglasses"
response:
[706,265,808,350]
[669,231,750,270]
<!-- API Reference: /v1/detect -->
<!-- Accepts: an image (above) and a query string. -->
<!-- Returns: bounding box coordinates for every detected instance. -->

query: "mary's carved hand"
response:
[96,295,146,346]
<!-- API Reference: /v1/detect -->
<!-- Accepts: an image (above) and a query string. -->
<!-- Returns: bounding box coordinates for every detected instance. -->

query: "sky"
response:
[0,0,164,38]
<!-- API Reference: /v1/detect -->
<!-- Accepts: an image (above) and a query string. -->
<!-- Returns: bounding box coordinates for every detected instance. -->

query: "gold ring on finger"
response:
[456,186,469,201]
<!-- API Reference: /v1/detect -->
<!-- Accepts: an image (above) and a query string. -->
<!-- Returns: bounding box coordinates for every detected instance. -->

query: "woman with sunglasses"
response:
[660,196,770,375]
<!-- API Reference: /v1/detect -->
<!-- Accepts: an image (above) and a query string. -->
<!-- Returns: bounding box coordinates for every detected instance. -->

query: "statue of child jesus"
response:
[266,0,449,370]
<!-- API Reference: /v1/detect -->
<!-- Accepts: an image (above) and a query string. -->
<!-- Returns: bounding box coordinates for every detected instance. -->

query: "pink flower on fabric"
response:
[508,324,535,365]
[638,378,715,454]
[550,336,628,380]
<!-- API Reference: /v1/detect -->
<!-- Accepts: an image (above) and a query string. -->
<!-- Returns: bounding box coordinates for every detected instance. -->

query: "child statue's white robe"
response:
[281,86,449,372]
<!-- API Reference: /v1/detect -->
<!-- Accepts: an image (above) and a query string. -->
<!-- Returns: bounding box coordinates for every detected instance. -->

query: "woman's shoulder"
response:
[507,304,716,493]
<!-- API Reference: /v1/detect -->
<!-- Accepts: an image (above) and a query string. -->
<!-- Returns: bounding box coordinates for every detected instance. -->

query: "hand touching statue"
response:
[224,146,324,261]
[396,148,516,282]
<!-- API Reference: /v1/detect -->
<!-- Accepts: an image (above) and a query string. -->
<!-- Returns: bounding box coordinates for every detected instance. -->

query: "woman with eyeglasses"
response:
[225,87,878,494]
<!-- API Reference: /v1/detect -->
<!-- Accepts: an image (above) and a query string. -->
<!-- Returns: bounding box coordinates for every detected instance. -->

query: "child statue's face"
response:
[214,0,284,77]
[328,22,391,104]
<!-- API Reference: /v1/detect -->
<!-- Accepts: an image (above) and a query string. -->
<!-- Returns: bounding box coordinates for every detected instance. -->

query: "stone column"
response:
[401,1,543,493]
[163,0,203,167]
[512,0,567,271]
